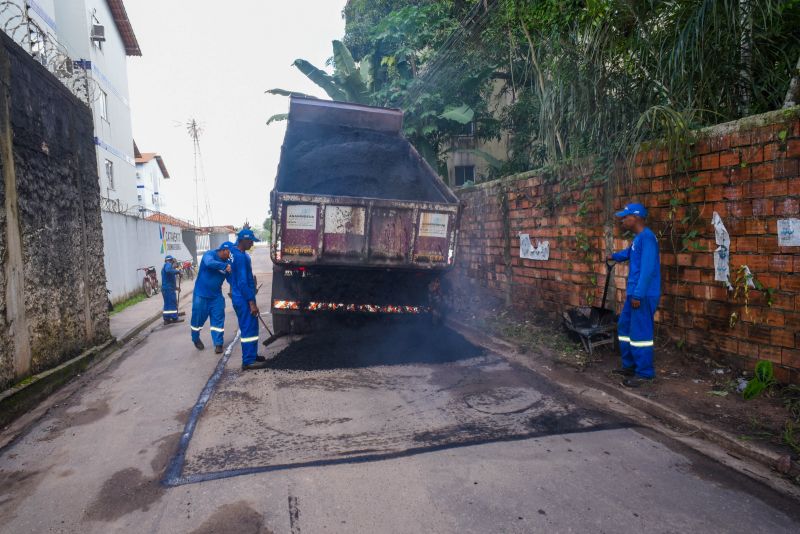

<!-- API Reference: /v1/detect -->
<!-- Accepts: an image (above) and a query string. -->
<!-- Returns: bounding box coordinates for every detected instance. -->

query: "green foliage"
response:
[742,360,776,400]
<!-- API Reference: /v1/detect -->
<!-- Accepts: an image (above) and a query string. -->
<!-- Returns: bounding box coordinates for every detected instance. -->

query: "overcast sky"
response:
[125,1,346,227]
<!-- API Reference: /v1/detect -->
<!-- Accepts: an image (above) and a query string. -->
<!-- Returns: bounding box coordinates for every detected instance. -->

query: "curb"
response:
[446,317,800,501]
[0,339,116,429]
[0,288,194,434]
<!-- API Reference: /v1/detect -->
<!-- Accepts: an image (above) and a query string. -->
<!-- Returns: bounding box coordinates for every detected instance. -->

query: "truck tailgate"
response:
[273,193,458,270]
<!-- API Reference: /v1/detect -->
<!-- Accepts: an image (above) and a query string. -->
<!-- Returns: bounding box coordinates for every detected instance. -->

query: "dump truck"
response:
[269,96,460,334]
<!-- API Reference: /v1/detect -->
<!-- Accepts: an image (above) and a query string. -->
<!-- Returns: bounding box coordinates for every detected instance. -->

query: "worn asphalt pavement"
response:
[1,246,799,533]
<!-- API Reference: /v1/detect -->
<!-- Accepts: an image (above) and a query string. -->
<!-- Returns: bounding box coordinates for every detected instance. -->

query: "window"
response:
[454,165,475,186]
[137,194,142,202]
[105,159,114,190]
[99,90,108,122]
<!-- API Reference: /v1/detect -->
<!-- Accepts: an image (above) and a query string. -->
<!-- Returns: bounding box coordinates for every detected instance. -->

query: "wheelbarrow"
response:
[562,260,618,357]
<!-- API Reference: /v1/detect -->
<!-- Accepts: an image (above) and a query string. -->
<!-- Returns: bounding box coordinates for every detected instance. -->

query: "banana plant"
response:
[266,40,373,124]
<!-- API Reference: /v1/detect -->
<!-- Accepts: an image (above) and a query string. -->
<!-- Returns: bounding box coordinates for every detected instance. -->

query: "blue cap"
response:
[236,228,260,242]
[165,255,174,261]
[615,203,648,218]
[218,241,236,251]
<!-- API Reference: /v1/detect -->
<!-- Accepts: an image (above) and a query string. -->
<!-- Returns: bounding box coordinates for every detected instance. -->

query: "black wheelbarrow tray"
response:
[562,261,618,357]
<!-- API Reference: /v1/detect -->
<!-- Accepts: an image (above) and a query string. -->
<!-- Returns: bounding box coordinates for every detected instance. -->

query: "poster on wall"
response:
[778,219,800,247]
[519,233,550,261]
[712,212,732,289]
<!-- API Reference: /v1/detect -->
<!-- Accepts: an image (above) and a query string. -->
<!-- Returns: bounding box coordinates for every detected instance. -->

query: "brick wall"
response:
[449,108,800,383]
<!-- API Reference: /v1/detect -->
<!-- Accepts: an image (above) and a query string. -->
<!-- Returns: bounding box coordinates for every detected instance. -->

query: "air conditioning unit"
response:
[90,24,106,43]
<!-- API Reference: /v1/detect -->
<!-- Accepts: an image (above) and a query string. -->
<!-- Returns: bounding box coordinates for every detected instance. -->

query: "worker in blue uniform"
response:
[161,256,183,325]
[230,228,268,370]
[191,242,234,353]
[608,203,661,388]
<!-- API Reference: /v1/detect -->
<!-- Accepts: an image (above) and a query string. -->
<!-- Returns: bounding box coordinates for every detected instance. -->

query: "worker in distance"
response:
[190,241,234,354]
[161,255,183,325]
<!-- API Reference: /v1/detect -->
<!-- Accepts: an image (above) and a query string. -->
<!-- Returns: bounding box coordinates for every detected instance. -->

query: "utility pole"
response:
[187,118,202,227]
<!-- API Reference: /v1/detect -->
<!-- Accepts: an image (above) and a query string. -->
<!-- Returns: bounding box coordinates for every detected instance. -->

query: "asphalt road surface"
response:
[1,246,799,533]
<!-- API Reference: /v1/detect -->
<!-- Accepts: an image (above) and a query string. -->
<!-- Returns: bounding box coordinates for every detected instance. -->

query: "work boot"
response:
[241,360,269,371]
[611,367,635,377]
[194,339,205,350]
[178,311,186,316]
[170,318,185,324]
[255,355,267,363]
[214,345,223,354]
[622,377,654,388]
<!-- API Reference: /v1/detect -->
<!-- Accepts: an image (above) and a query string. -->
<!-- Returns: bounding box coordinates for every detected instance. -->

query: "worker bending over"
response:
[191,242,234,353]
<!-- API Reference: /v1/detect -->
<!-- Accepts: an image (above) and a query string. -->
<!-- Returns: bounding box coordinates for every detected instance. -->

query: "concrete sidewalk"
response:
[110,279,196,342]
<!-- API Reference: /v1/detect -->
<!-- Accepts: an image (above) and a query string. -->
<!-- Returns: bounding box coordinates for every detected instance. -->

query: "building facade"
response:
[134,143,170,214]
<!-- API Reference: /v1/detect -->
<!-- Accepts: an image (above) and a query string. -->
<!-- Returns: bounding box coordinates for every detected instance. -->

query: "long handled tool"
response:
[257,313,287,348]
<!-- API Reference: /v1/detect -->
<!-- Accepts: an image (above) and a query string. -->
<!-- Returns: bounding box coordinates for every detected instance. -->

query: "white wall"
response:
[102,212,192,301]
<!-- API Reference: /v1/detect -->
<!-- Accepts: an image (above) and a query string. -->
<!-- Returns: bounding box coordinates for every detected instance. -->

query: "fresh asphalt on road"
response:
[1,246,799,533]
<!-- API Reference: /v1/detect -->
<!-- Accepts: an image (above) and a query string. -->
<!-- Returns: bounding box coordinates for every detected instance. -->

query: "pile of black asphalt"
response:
[275,121,446,202]
[265,321,484,371]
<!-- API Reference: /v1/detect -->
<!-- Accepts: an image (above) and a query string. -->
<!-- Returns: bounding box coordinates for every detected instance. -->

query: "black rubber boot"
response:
[241,360,269,371]
[194,339,205,350]
[214,345,223,354]
[612,367,635,377]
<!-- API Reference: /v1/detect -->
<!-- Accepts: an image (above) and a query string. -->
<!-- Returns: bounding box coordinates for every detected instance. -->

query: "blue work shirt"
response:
[611,227,661,299]
[161,261,180,290]
[195,249,230,298]
[229,247,256,302]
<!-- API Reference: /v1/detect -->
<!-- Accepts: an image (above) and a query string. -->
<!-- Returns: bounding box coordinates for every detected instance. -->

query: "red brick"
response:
[763,180,789,197]
[727,165,751,184]
[730,132,752,147]
[686,299,705,314]
[728,200,753,217]
[709,170,728,185]
[741,254,769,272]
[687,187,704,202]
[783,348,800,369]
[772,328,796,349]
[764,309,785,327]
[748,324,772,345]
[723,185,743,200]
[750,163,777,181]
[744,220,768,235]
[734,237,757,253]
[738,340,761,358]
[760,345,783,363]
[742,182,765,198]
[790,178,800,196]
[682,268,701,283]
[740,145,764,164]
[751,198,774,217]
[701,153,720,170]
[775,197,800,216]
[787,139,800,158]
[757,237,779,254]
[781,274,800,292]
[719,150,740,167]
[763,142,785,161]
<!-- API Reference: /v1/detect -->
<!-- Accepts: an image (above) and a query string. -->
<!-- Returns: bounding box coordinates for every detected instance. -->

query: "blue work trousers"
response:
[190,294,225,346]
[232,297,259,365]
[617,296,660,378]
[162,288,178,320]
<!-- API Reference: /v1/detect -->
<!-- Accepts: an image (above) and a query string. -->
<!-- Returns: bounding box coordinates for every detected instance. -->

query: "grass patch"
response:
[110,293,147,315]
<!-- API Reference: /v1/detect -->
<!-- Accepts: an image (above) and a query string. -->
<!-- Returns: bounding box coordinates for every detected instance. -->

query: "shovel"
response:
[257,313,286,348]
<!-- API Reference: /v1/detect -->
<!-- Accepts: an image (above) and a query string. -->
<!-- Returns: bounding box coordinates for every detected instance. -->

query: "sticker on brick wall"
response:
[777,219,800,247]
[712,212,732,289]
[519,234,549,261]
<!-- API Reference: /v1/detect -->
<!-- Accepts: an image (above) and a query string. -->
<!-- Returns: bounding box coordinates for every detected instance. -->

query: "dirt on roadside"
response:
[462,308,800,475]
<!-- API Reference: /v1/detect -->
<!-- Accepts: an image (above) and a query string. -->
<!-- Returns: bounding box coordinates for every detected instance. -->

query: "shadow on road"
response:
[266,321,484,370]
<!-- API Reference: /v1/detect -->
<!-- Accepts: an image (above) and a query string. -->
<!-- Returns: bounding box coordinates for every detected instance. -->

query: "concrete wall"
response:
[0,33,110,390]
[449,108,800,383]
[102,212,192,302]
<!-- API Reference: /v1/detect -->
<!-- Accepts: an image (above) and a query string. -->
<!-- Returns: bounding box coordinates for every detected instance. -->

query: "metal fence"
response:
[0,1,95,105]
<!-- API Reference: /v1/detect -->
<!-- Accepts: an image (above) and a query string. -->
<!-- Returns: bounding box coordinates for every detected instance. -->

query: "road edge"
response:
[446,317,800,503]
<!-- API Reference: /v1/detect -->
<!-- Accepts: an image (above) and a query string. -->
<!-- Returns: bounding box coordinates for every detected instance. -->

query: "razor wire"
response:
[0,1,99,106]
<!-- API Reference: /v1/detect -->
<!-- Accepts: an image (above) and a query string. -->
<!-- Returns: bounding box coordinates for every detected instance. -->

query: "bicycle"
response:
[179,260,195,280]
[137,266,160,297]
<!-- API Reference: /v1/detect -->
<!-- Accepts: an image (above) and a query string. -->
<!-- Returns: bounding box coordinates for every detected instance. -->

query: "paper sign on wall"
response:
[419,212,449,238]
[712,211,732,289]
[778,219,800,247]
[286,204,317,230]
[519,233,550,261]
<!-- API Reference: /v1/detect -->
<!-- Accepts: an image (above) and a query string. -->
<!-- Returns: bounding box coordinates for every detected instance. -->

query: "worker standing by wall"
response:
[608,203,661,388]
